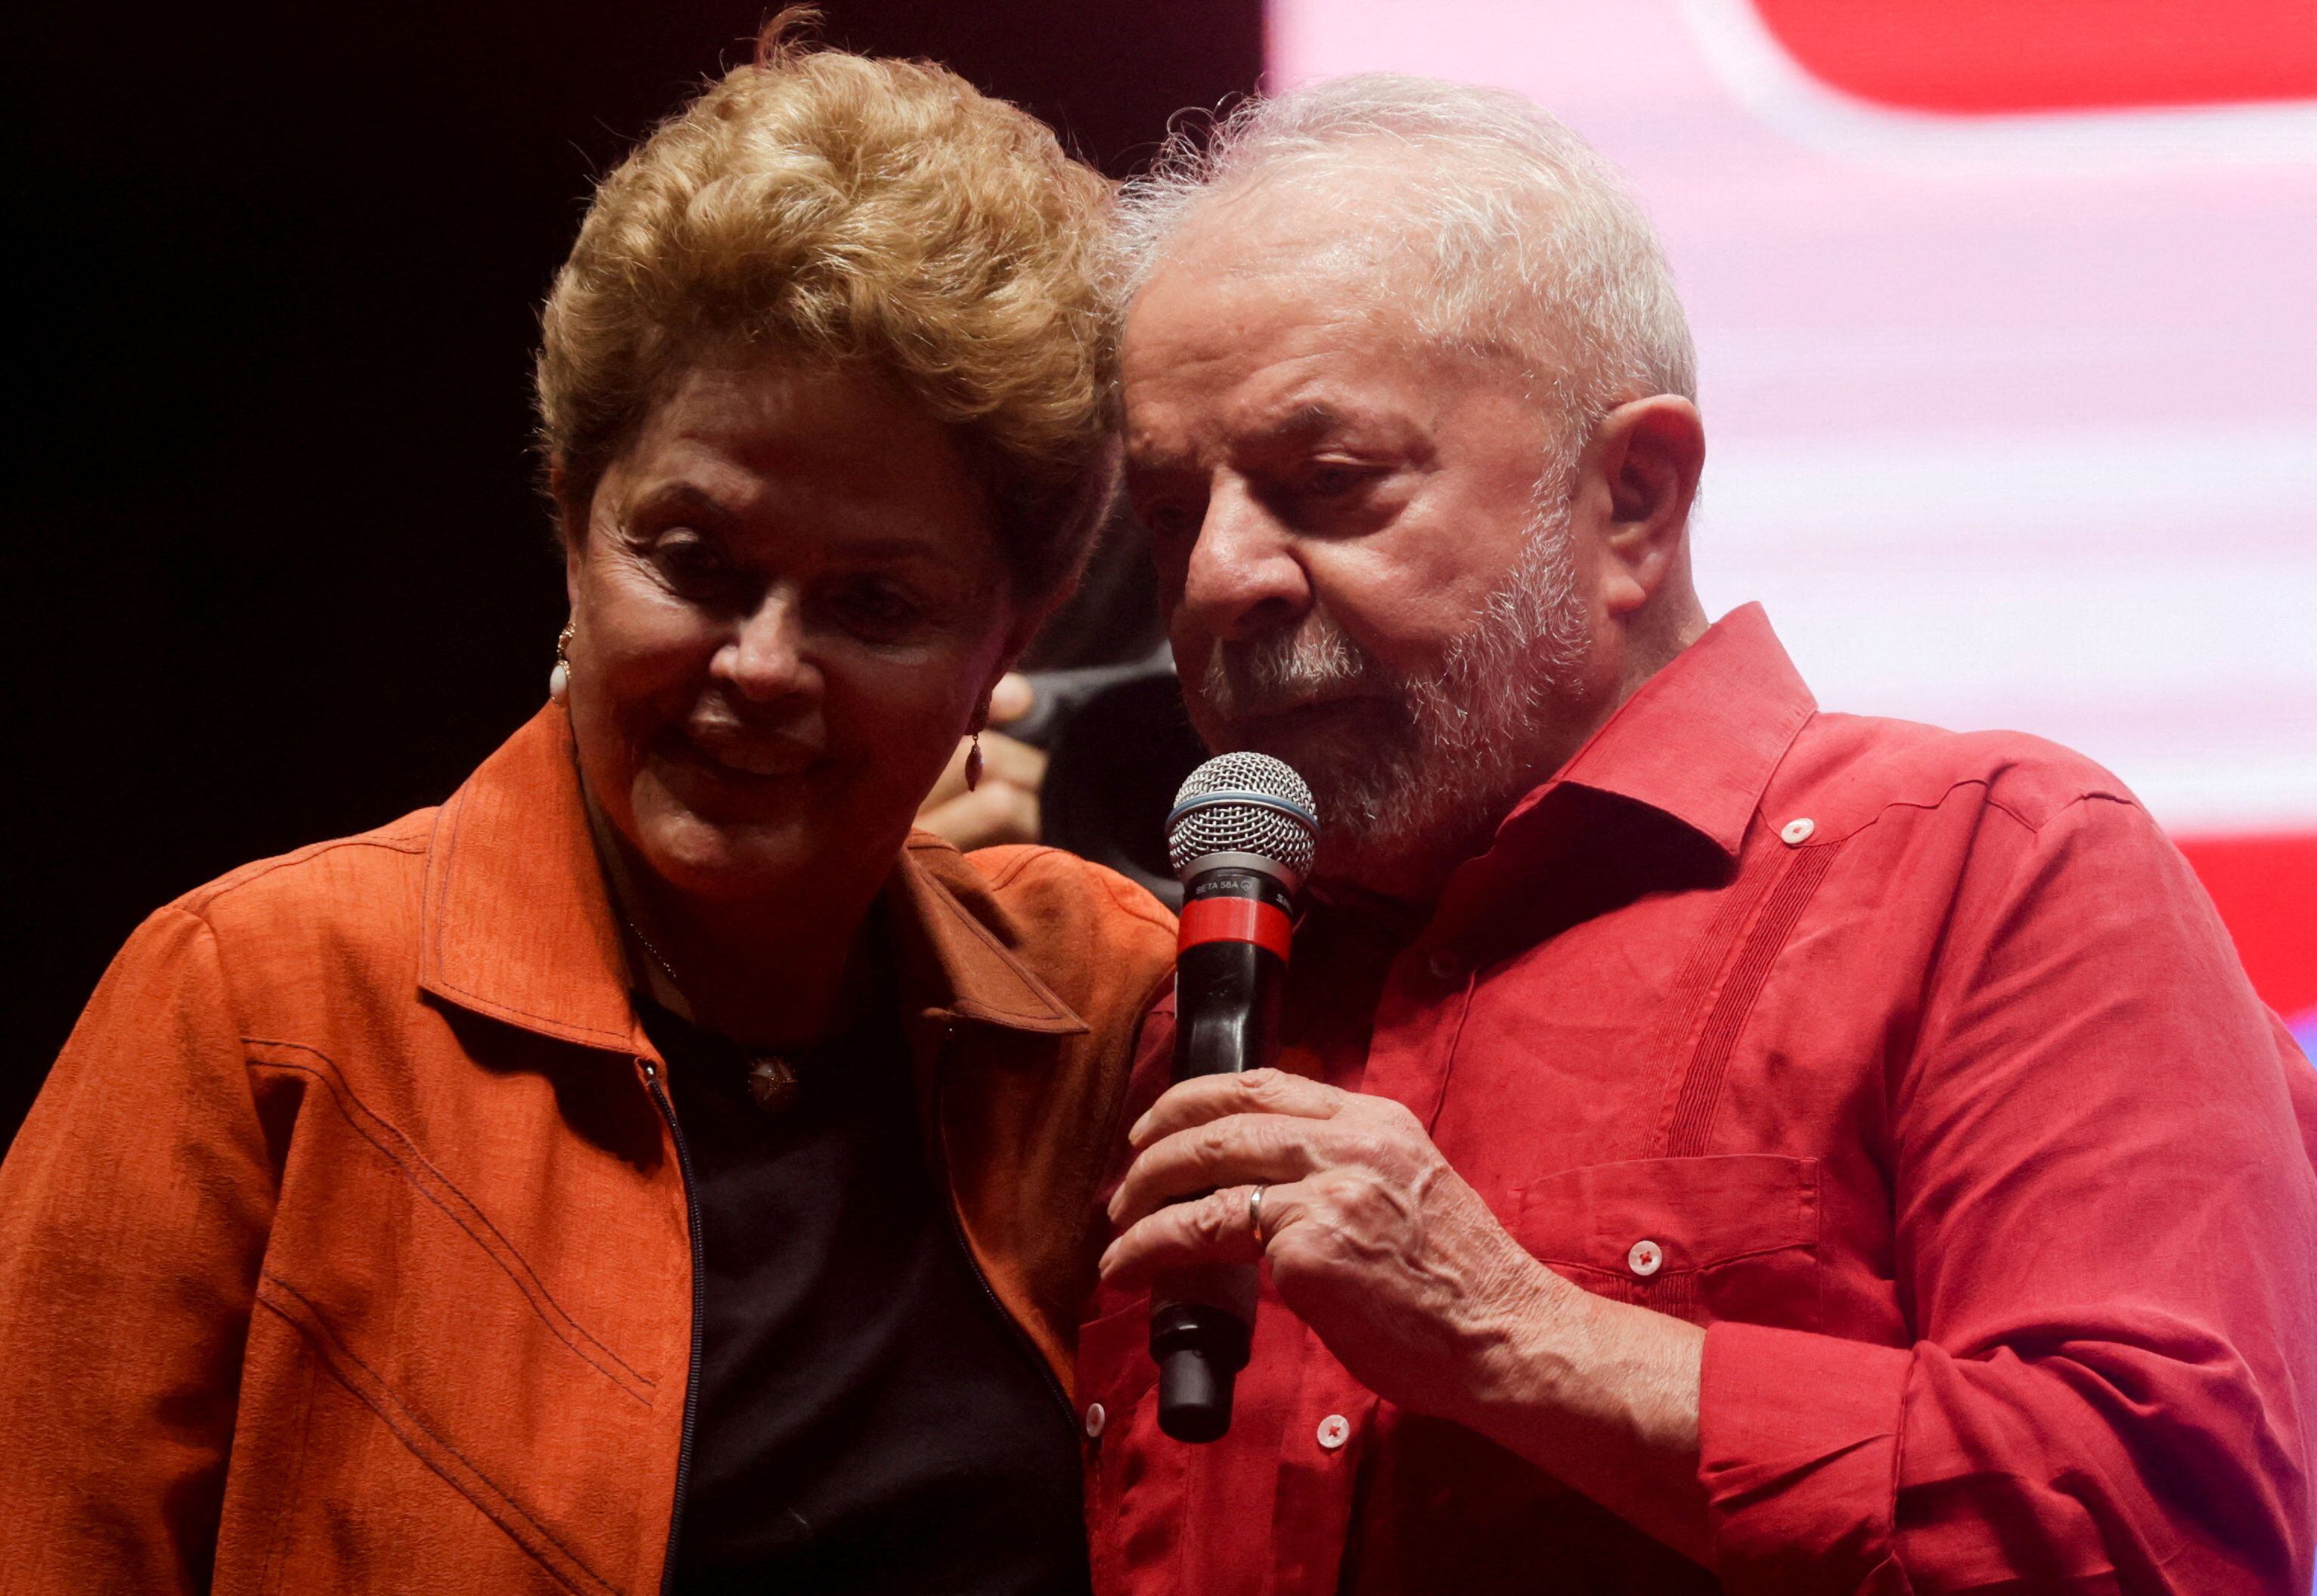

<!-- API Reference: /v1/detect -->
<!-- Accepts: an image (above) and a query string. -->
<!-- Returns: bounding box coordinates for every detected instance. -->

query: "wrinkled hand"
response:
[1100,1068,1568,1425]
[918,673,1046,850]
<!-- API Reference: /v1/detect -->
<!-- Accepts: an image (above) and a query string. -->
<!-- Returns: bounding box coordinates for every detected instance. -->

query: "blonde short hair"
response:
[537,15,1115,608]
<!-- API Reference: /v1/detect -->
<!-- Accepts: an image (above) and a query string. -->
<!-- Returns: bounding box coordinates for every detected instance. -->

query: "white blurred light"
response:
[1270,0,2317,835]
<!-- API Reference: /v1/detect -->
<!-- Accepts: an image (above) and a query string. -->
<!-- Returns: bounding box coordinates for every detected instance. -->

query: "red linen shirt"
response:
[1078,604,2317,1596]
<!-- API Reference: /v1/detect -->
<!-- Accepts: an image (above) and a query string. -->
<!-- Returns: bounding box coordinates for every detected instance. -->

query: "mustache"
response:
[1199,616,1393,721]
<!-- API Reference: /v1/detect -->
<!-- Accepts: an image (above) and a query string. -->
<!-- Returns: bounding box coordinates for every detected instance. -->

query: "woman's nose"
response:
[1175,482,1310,644]
[718,590,818,702]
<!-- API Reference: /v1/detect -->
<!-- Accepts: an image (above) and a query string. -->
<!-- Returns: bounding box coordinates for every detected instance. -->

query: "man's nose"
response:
[1177,482,1310,643]
[718,590,819,702]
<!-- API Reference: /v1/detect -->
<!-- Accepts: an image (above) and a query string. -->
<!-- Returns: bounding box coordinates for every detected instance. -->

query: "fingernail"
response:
[1127,1112,1152,1145]
[1097,1242,1117,1275]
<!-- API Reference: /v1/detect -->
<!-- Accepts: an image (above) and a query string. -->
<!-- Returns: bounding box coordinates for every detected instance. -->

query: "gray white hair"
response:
[1112,73,1697,428]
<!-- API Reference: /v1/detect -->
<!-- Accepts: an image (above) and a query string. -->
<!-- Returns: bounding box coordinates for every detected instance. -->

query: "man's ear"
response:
[1587,396,1704,616]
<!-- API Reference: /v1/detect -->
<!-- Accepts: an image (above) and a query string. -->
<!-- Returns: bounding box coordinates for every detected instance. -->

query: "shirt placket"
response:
[1265,1350,1380,1596]
[1264,936,1477,1596]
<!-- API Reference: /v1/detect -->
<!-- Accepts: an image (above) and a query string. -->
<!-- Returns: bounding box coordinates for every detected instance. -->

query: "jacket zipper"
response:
[928,1024,1076,1431]
[641,1058,706,1596]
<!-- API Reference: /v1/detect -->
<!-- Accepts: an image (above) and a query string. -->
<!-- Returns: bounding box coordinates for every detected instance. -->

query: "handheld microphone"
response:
[1151,752,1320,1442]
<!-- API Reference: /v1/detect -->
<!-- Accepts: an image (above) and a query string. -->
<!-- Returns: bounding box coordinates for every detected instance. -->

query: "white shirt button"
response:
[1427,947,1462,981]
[1083,1402,1106,1439]
[1627,1238,1664,1278]
[1780,817,1816,846]
[1317,1413,1351,1450]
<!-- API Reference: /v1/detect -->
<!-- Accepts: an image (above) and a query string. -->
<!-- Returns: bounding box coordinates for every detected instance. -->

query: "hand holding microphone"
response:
[1148,753,1319,1442]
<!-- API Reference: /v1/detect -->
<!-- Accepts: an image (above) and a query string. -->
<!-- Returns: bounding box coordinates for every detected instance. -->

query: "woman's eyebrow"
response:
[822,534,962,566]
[627,479,737,522]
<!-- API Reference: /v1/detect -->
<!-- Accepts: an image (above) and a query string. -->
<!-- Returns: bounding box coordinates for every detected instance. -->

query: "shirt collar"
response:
[1510,602,1816,860]
[418,705,1085,1052]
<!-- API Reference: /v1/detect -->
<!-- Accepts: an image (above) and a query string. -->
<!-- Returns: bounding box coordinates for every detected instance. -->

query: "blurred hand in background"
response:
[919,672,1047,850]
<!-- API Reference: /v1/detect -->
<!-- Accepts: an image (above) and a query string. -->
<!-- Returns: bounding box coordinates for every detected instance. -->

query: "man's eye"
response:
[1306,462,1369,497]
[1138,500,1203,541]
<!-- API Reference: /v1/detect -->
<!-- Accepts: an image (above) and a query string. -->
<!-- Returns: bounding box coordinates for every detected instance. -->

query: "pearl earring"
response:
[548,621,574,703]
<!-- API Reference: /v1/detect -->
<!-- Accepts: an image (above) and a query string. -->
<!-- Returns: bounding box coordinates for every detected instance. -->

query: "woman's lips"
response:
[672,725,821,780]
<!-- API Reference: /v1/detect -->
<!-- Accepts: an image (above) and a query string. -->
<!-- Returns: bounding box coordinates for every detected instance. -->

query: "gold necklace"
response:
[619,913,800,1114]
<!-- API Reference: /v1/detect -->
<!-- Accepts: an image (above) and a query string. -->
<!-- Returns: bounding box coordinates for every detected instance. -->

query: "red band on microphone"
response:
[1177,895,1292,961]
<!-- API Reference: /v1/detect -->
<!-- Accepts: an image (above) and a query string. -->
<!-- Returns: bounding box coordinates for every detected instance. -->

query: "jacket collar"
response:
[419,705,1085,1052]
[886,841,1090,1037]
[1504,602,1816,860]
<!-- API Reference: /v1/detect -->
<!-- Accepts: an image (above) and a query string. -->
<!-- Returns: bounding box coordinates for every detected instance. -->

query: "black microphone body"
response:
[1152,866,1293,1441]
[1152,755,1319,1443]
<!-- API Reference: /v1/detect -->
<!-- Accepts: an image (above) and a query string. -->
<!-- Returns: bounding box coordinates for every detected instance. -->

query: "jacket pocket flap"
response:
[1512,1154,1818,1276]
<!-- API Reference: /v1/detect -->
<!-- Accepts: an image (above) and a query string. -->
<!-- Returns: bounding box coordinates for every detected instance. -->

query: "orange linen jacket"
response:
[0,705,1177,1595]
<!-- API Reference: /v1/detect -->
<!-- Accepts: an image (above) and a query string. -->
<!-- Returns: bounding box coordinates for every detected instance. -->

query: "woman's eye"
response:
[650,532,732,593]
[833,580,925,639]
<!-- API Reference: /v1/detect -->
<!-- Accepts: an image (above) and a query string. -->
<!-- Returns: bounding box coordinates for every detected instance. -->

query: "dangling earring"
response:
[963,733,984,792]
[548,621,575,703]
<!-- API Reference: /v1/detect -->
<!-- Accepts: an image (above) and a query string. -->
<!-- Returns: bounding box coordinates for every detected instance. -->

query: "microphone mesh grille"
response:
[1166,753,1320,879]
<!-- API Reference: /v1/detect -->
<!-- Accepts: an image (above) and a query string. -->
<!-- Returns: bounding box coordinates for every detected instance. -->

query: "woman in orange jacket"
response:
[0,19,1174,1593]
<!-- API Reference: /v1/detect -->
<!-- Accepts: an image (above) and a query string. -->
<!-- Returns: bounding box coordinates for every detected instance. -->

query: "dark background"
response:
[5,2,1263,1140]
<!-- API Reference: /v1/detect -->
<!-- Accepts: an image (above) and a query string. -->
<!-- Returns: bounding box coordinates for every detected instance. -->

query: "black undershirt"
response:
[641,997,1089,1596]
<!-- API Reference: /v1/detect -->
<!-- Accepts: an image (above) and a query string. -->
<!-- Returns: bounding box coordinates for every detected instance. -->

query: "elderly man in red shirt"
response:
[1079,72,2317,1595]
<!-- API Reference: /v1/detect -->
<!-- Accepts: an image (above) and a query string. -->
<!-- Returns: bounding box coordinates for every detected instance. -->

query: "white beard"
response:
[1193,491,1593,889]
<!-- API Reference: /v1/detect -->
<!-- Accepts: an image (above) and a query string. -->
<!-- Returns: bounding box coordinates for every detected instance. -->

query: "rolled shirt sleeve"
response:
[1701,793,2317,1594]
